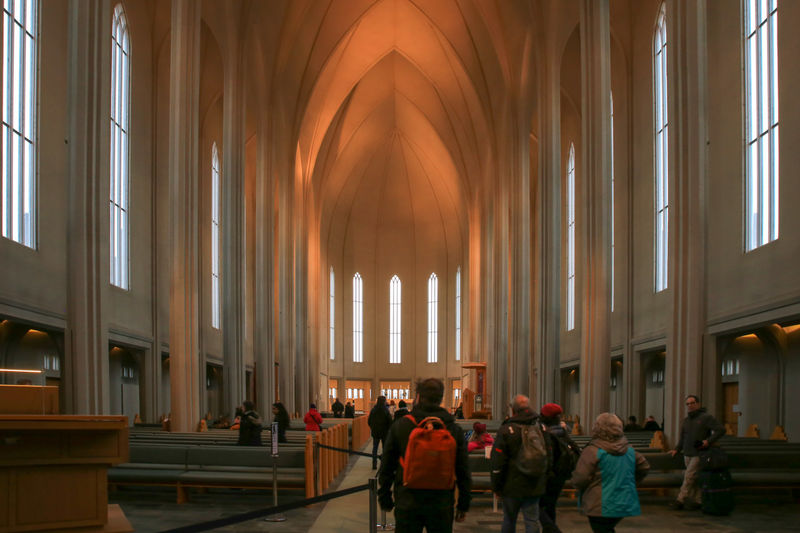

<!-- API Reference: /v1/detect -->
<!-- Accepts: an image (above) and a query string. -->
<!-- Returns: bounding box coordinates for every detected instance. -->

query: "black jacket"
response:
[674,408,725,457]
[378,404,471,512]
[368,404,393,439]
[237,409,263,446]
[490,408,549,497]
[344,404,355,418]
[393,407,409,422]
[331,400,344,417]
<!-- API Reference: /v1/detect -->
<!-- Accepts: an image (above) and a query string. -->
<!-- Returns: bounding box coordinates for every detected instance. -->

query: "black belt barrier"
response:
[158,483,370,533]
[317,442,375,458]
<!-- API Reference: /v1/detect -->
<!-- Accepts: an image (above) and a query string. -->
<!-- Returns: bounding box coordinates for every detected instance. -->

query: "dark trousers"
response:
[371,435,385,468]
[588,516,622,533]
[539,478,566,531]
[394,505,454,533]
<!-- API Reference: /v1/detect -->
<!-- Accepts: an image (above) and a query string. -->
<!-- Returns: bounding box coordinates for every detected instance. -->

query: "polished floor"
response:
[111,440,800,532]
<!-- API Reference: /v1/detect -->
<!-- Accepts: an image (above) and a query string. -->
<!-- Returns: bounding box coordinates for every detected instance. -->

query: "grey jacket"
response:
[674,408,725,457]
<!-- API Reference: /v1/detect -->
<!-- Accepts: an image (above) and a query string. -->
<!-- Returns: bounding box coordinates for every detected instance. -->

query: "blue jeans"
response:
[502,496,540,533]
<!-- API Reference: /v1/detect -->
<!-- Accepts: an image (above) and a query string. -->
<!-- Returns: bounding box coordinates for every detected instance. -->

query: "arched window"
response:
[353,272,363,363]
[566,143,576,331]
[427,273,438,363]
[211,143,221,329]
[2,0,38,248]
[329,267,335,360]
[610,91,615,312]
[109,4,130,288]
[744,0,779,251]
[389,275,401,364]
[654,3,669,292]
[455,267,461,361]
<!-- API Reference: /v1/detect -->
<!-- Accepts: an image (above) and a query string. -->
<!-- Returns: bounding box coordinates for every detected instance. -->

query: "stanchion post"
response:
[368,478,378,531]
[314,434,321,496]
[264,422,287,522]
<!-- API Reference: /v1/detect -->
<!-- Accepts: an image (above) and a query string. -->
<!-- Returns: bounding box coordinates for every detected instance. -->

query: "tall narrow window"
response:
[566,143,576,331]
[109,4,130,288]
[455,267,461,361]
[389,275,401,364]
[2,0,38,248]
[353,272,363,363]
[745,0,779,251]
[654,3,669,292]
[610,92,615,312]
[211,143,221,329]
[427,273,438,363]
[329,267,335,360]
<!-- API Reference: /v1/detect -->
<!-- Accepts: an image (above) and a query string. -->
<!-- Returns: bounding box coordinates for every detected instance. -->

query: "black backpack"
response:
[550,432,580,478]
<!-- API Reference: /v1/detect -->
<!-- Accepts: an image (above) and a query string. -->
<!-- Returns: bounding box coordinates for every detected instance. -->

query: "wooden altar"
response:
[462,362,490,418]
[0,415,131,532]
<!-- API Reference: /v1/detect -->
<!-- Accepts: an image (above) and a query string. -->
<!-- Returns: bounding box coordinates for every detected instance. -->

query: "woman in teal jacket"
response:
[570,413,650,533]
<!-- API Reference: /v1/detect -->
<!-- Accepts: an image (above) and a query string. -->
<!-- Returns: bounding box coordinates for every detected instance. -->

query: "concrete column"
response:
[665,0,708,442]
[277,159,295,413]
[254,123,275,414]
[167,0,202,432]
[510,111,532,399]
[294,180,309,409]
[65,0,110,415]
[222,38,246,417]
[535,26,563,407]
[579,0,612,423]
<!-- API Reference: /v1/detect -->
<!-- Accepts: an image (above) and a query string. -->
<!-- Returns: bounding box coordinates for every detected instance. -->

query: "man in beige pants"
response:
[668,395,725,510]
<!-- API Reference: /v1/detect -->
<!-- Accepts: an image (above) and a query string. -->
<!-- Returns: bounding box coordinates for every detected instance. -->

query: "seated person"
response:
[643,415,661,431]
[467,422,494,452]
[624,415,642,432]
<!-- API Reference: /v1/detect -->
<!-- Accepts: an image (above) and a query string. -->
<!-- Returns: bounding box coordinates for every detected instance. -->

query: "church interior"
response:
[1,0,800,530]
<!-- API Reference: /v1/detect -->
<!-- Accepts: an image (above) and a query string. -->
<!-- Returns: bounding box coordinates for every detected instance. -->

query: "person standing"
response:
[237,401,263,446]
[378,378,471,532]
[491,394,549,533]
[538,403,580,533]
[303,403,323,431]
[271,402,290,443]
[332,397,344,418]
[570,413,650,533]
[344,401,355,418]
[393,399,409,422]
[668,395,725,510]
[368,395,393,469]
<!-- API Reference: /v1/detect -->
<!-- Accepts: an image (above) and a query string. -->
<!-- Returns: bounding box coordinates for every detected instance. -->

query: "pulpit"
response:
[462,362,491,419]
[0,415,131,532]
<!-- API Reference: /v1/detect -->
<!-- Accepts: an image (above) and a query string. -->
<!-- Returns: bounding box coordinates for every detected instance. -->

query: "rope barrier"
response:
[316,442,375,457]
[158,482,370,533]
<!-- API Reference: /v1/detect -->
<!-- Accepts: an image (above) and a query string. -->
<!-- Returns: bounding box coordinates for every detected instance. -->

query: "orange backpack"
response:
[399,415,457,490]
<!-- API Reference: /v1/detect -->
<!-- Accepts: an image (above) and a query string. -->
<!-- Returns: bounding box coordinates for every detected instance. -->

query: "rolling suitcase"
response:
[700,468,735,516]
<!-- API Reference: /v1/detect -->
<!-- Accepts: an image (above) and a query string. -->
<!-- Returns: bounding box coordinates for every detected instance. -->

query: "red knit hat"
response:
[540,403,563,418]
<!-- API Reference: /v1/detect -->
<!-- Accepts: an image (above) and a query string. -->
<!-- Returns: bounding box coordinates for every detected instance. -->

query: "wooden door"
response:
[723,382,739,435]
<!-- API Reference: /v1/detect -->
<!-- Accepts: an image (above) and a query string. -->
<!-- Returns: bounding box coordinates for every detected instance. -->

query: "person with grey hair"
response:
[570,413,650,533]
[491,394,549,533]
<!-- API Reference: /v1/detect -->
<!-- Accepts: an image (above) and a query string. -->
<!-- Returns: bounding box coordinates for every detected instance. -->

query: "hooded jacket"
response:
[368,403,393,439]
[674,407,725,457]
[490,408,549,498]
[378,404,471,513]
[570,414,649,517]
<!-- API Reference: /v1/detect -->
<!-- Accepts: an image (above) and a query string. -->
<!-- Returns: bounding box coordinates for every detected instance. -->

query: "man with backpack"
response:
[378,378,471,532]
[539,403,580,533]
[491,395,551,533]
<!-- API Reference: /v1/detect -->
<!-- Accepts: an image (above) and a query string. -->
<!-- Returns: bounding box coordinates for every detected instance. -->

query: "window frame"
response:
[211,142,221,330]
[109,3,130,289]
[566,143,576,332]
[389,275,401,364]
[1,0,39,248]
[653,2,669,293]
[427,272,438,363]
[743,0,779,251]
[353,272,363,363]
